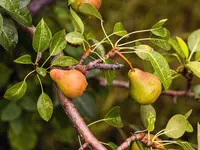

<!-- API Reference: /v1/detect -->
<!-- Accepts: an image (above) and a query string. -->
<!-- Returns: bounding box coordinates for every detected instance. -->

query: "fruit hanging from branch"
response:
[71,0,102,10]
[50,69,88,98]
[128,68,162,105]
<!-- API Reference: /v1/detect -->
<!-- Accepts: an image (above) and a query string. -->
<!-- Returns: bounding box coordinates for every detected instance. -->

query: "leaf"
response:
[169,38,185,58]
[70,8,84,34]
[0,14,3,33]
[0,0,20,13]
[176,140,195,150]
[193,85,200,99]
[176,37,189,59]
[8,125,37,150]
[65,31,84,45]
[49,30,67,56]
[0,20,18,51]
[198,123,200,150]
[140,105,156,132]
[9,7,32,26]
[148,51,172,89]
[0,63,12,88]
[186,61,200,78]
[36,67,47,77]
[52,56,78,67]
[14,54,33,64]
[135,44,153,60]
[151,19,168,37]
[78,3,103,20]
[4,81,27,101]
[113,22,128,37]
[104,106,123,128]
[195,51,200,61]
[150,34,171,50]
[20,0,31,8]
[165,114,187,139]
[184,109,192,119]
[74,93,97,120]
[68,0,76,5]
[91,39,105,57]
[33,19,52,52]
[37,92,53,122]
[185,121,194,133]
[1,103,22,121]
[188,29,200,52]
[104,59,116,85]
[107,142,118,150]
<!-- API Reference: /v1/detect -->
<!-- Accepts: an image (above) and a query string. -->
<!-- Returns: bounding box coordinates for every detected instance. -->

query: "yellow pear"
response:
[128,68,162,105]
[50,69,88,98]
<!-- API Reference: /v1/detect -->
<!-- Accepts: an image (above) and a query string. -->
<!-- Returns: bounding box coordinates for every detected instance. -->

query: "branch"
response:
[117,132,166,150]
[79,143,90,150]
[54,85,107,150]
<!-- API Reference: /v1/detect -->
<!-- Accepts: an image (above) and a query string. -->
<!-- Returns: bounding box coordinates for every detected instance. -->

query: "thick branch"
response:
[55,85,106,150]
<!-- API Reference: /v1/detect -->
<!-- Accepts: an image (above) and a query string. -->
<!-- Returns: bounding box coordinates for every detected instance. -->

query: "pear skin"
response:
[50,69,88,98]
[128,68,162,105]
[72,0,102,10]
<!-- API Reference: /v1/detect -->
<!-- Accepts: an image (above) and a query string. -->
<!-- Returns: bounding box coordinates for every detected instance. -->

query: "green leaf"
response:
[74,93,97,120]
[0,20,18,51]
[4,81,27,101]
[185,121,194,133]
[49,30,66,56]
[0,0,20,13]
[36,67,47,77]
[150,35,171,50]
[140,105,156,132]
[104,106,123,128]
[8,125,37,150]
[104,59,116,85]
[52,56,78,67]
[176,37,189,59]
[14,54,33,64]
[165,114,187,139]
[195,51,200,61]
[37,92,53,122]
[65,31,84,45]
[151,19,168,37]
[176,140,195,150]
[113,22,128,37]
[91,39,105,57]
[148,51,172,89]
[107,142,118,150]
[193,85,200,98]
[0,14,3,34]
[198,123,200,149]
[78,3,103,20]
[70,8,84,34]
[184,109,192,119]
[9,7,32,26]
[186,61,200,78]
[20,0,31,8]
[33,19,52,52]
[188,29,200,52]
[1,103,22,121]
[135,44,153,60]
[68,0,76,5]
[0,63,12,88]
[169,38,185,58]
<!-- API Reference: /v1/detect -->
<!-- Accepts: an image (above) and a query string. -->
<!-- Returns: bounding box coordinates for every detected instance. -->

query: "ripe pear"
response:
[71,0,102,10]
[128,68,162,105]
[50,69,88,98]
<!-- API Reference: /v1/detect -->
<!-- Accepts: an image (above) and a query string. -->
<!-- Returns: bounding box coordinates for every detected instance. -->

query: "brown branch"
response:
[54,85,107,150]
[117,133,166,150]
[79,143,90,150]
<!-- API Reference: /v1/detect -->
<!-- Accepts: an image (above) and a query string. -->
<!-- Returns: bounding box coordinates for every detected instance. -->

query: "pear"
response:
[71,0,102,10]
[50,69,88,98]
[128,68,162,105]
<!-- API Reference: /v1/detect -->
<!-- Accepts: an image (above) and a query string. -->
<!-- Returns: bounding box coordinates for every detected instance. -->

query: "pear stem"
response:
[115,50,135,72]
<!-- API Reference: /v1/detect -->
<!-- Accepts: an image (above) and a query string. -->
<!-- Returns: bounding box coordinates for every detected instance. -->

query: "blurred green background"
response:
[1,0,200,149]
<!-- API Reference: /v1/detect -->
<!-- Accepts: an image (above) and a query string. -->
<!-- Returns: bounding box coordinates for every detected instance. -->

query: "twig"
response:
[79,143,90,150]
[117,132,166,150]
[54,85,107,150]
